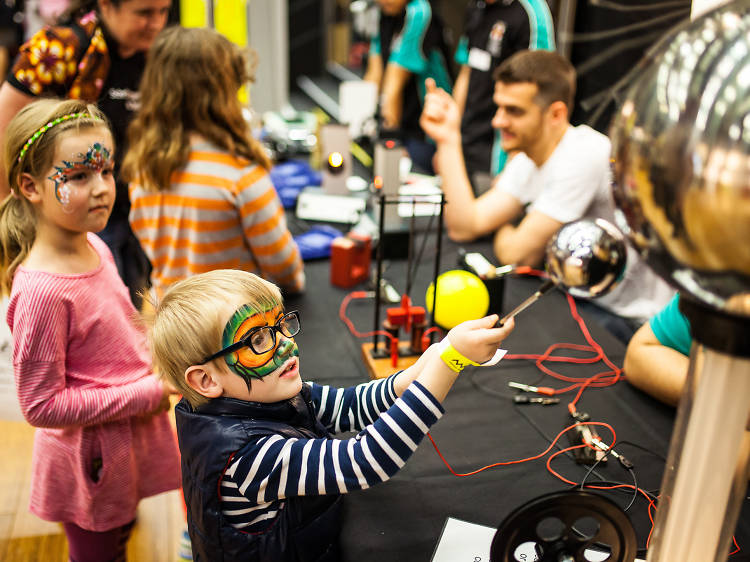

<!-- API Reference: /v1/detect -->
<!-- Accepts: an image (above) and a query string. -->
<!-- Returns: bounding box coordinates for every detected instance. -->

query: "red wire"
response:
[501,274,623,414]
[545,451,742,556]
[730,536,740,556]
[423,326,442,339]
[338,291,396,344]
[339,291,445,353]
[426,420,616,477]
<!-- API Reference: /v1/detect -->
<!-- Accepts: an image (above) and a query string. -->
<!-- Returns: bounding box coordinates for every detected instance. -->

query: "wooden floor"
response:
[0,418,187,562]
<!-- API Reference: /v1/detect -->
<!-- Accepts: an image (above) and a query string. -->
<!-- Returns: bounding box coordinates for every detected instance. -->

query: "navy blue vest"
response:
[175,386,341,562]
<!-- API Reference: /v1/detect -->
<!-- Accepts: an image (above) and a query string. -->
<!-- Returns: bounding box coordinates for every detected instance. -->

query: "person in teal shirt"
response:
[364,0,453,173]
[624,293,692,405]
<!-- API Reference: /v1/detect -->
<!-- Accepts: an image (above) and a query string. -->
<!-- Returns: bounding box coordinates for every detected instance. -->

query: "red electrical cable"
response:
[500,273,623,414]
[338,291,396,344]
[426,421,616,477]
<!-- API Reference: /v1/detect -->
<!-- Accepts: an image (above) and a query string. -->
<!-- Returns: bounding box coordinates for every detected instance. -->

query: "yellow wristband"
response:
[439,341,479,373]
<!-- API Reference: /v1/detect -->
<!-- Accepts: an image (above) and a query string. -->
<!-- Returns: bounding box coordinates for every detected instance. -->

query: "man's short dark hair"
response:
[493,50,576,110]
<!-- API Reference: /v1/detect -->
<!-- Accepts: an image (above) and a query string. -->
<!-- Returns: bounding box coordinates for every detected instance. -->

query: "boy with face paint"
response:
[147,269,515,562]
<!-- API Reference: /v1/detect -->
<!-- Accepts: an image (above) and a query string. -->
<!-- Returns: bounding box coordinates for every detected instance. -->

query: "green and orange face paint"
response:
[221,304,299,382]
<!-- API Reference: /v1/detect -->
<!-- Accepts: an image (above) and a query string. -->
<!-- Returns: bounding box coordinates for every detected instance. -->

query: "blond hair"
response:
[122,26,270,191]
[0,99,109,295]
[145,269,283,407]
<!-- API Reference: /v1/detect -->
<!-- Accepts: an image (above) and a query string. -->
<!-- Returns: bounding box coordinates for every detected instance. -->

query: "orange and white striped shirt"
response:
[129,142,305,296]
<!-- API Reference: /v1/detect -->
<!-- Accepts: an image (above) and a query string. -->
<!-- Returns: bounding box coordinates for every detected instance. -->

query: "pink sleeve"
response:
[11,286,164,428]
[15,360,164,428]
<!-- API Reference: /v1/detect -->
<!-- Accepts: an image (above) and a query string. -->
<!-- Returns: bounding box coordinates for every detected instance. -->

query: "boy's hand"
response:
[447,314,515,365]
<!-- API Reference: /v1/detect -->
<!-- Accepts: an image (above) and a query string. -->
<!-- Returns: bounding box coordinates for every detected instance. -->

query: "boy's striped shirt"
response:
[220,376,443,531]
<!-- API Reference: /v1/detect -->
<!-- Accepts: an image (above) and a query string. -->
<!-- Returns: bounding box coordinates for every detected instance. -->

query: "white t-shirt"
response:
[495,125,674,321]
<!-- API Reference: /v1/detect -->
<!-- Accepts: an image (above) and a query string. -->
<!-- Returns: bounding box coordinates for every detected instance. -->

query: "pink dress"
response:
[7,234,180,531]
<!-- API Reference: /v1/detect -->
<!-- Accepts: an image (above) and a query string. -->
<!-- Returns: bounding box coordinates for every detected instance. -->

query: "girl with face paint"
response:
[0,98,181,562]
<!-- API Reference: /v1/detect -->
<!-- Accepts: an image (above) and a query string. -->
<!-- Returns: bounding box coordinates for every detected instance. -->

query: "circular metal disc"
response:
[490,490,637,562]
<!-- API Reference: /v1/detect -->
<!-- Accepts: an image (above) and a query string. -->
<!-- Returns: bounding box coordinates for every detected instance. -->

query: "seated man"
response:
[364,0,453,173]
[420,49,674,341]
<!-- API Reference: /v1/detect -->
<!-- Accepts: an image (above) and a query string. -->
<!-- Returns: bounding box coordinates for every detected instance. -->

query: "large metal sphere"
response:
[545,219,628,298]
[610,0,750,314]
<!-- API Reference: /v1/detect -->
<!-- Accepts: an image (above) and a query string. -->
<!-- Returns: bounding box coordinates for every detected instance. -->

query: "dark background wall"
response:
[288,0,693,136]
[289,0,327,87]
[566,0,692,132]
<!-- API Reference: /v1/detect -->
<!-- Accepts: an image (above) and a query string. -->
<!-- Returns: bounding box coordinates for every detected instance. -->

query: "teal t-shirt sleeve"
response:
[649,294,692,356]
[389,0,430,74]
[370,34,381,56]
[519,0,556,50]
[455,36,469,66]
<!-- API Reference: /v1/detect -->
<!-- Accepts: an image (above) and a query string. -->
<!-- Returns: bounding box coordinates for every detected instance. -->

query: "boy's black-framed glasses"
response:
[202,310,301,364]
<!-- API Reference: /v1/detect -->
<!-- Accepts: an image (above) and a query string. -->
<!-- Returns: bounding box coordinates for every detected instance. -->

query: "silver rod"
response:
[498,280,555,326]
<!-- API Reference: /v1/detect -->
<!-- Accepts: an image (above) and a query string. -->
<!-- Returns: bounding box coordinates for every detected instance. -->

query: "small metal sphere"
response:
[610,1,750,314]
[545,219,627,299]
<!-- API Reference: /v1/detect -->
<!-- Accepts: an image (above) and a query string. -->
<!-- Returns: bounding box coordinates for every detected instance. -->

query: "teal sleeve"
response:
[518,0,556,50]
[370,34,381,56]
[389,0,430,74]
[649,294,692,356]
[455,36,469,66]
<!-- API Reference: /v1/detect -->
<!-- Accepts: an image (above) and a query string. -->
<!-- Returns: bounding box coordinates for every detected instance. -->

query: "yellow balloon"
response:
[425,270,490,329]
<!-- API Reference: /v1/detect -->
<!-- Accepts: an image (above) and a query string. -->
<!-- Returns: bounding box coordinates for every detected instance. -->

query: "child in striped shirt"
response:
[123,26,304,298]
[0,99,181,562]
[146,268,514,562]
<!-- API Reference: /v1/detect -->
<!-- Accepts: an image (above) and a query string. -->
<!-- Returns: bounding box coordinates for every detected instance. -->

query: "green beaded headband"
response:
[17,112,99,164]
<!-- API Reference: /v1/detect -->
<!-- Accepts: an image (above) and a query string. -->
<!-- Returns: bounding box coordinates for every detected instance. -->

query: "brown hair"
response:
[0,99,109,295]
[122,26,270,191]
[145,269,283,408]
[493,50,577,111]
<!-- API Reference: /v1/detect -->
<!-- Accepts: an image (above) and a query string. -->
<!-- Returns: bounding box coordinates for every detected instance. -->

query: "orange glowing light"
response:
[328,151,344,168]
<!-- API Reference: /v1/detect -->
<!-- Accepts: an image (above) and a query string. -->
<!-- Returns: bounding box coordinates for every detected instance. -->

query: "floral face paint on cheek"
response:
[47,143,113,210]
[222,304,299,381]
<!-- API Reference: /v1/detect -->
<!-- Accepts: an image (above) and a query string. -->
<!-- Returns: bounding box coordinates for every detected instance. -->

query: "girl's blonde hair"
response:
[145,269,283,408]
[0,99,109,295]
[122,26,271,191]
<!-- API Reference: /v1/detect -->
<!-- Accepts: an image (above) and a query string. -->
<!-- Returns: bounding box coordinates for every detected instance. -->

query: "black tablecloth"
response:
[284,233,750,561]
